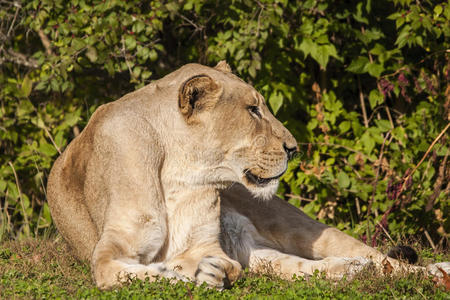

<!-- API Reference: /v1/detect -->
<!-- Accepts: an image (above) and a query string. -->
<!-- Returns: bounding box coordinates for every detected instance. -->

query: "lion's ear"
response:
[214,60,232,73]
[178,74,222,120]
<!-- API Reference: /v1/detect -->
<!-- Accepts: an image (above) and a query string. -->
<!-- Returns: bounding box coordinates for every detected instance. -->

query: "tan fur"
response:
[47,61,449,289]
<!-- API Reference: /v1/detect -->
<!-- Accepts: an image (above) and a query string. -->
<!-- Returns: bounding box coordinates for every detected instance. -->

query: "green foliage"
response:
[1,0,449,247]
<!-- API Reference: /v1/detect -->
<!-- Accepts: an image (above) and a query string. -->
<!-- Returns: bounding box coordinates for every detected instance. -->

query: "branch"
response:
[285,194,314,202]
[425,147,449,211]
[400,122,450,194]
[367,131,391,220]
[357,76,369,128]
[37,29,53,55]
[0,49,38,68]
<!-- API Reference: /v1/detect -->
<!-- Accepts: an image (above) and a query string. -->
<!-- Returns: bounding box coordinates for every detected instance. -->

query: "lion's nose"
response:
[283,143,297,160]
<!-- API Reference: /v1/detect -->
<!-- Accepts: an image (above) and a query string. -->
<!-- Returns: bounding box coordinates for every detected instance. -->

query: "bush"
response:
[1,0,449,246]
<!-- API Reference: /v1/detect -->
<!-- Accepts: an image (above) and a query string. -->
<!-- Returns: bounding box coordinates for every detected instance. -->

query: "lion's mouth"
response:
[243,169,284,186]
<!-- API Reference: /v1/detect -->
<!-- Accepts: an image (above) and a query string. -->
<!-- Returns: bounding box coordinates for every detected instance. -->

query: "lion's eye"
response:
[248,106,261,118]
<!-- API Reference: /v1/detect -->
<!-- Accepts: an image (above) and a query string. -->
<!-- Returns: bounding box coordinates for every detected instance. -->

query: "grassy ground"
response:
[1,238,449,299]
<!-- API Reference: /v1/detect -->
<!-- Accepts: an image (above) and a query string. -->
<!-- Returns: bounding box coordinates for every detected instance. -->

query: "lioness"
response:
[47,61,449,289]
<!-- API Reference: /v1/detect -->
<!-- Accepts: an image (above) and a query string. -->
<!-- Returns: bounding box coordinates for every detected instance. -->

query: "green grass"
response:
[1,238,449,299]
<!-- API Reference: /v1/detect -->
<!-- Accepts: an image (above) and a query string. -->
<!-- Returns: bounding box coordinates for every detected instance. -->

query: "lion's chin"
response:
[241,169,284,200]
[244,180,279,201]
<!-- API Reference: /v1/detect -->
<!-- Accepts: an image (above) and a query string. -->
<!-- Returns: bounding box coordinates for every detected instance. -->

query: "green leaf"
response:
[269,92,283,115]
[367,63,383,77]
[133,21,145,34]
[71,38,85,51]
[434,5,443,16]
[346,57,369,74]
[369,89,384,109]
[361,132,375,153]
[339,121,351,133]
[35,81,46,91]
[337,171,350,188]
[65,111,80,127]
[375,119,392,132]
[86,46,98,62]
[141,70,152,79]
[395,26,411,48]
[149,49,158,61]
[298,38,316,57]
[21,76,33,98]
[17,99,34,117]
[39,142,58,156]
[0,180,6,193]
[125,35,136,50]
[311,45,330,68]
[307,119,318,131]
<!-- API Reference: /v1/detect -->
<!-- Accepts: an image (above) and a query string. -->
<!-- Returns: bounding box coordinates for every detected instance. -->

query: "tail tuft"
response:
[387,245,418,264]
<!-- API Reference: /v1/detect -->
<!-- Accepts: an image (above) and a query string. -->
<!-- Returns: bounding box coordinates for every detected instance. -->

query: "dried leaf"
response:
[433,267,450,291]
[382,257,393,274]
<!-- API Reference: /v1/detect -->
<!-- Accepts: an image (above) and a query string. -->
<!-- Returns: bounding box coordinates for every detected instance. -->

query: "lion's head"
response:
[175,61,297,199]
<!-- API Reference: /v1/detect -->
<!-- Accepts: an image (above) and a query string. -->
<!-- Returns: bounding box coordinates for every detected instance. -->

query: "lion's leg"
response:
[221,185,426,276]
[220,205,371,279]
[221,185,382,260]
[91,212,187,289]
[85,129,191,289]
[161,190,242,289]
[249,248,371,279]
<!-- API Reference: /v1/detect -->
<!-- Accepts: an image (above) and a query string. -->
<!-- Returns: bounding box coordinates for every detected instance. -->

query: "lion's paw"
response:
[426,262,450,278]
[195,256,242,289]
[322,256,373,279]
[156,263,190,282]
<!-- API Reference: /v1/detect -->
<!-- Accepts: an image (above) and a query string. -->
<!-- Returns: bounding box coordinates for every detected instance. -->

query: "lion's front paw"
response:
[426,262,450,278]
[195,256,242,289]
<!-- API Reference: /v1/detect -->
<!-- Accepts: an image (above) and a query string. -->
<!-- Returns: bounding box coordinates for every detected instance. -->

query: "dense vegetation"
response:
[1,0,449,252]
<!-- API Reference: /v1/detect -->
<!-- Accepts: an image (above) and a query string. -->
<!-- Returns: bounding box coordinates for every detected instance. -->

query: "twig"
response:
[367,106,386,124]
[285,194,314,202]
[179,14,203,32]
[43,126,61,154]
[379,222,395,244]
[357,77,369,128]
[423,229,436,250]
[368,131,391,218]
[400,122,450,193]
[371,122,450,235]
[414,287,427,300]
[355,197,361,216]
[6,3,20,38]
[29,144,47,201]
[121,37,134,79]
[0,49,39,68]
[384,106,394,129]
[8,161,30,234]
[255,2,264,37]
[367,131,391,245]
[341,158,362,179]
[3,190,12,235]
[366,43,394,129]
[37,29,53,55]
[426,147,449,211]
